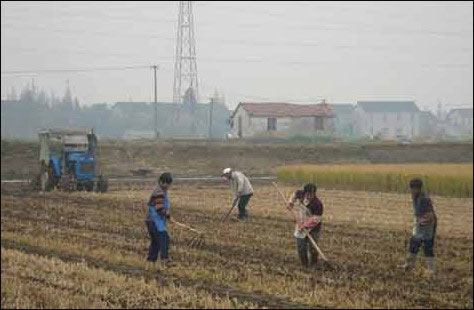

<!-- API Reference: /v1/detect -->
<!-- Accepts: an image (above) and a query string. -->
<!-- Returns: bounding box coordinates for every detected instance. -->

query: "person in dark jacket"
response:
[145,172,173,267]
[400,178,438,275]
[287,183,324,268]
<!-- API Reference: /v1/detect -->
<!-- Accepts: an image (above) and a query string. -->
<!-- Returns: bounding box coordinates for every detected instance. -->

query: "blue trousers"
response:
[146,221,169,262]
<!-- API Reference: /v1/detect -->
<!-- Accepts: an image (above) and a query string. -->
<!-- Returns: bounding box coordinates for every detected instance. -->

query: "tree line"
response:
[1,82,231,139]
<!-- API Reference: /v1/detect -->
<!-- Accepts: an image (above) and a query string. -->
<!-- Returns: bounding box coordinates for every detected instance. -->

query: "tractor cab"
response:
[37,128,107,192]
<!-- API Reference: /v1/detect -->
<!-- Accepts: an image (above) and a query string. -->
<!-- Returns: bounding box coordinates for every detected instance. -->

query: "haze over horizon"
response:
[1,1,473,111]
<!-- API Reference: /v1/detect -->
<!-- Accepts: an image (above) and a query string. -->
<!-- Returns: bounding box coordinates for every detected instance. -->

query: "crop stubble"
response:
[1,183,472,309]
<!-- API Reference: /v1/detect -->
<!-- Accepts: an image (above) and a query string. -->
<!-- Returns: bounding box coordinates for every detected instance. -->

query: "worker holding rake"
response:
[400,178,438,276]
[222,168,254,221]
[287,183,324,268]
[145,172,174,267]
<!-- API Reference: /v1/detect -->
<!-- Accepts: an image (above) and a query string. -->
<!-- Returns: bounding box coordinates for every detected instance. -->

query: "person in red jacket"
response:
[287,183,324,268]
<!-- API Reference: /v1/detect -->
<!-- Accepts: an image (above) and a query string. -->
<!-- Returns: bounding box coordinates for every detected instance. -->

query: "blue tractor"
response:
[38,128,108,192]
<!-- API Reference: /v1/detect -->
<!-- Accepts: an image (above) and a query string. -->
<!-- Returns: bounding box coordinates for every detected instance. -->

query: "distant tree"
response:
[37,89,48,107]
[19,81,35,103]
[183,87,197,105]
[74,97,80,110]
[7,86,18,101]
[50,90,60,107]
[62,81,73,109]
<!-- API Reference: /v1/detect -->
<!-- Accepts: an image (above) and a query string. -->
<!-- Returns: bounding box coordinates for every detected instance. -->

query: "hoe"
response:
[272,182,330,262]
[221,196,240,223]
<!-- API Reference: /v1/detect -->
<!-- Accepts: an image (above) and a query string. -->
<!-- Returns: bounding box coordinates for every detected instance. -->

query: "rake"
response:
[172,220,206,248]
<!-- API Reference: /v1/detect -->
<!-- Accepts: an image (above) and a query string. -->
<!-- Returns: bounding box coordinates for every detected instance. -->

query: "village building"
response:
[229,102,334,139]
[444,108,473,137]
[354,101,421,140]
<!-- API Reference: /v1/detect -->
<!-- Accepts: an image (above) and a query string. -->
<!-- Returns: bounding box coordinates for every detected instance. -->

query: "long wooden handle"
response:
[272,182,289,205]
[173,220,202,234]
[221,196,239,223]
[272,182,329,262]
[272,182,306,215]
[272,182,299,222]
[306,231,329,262]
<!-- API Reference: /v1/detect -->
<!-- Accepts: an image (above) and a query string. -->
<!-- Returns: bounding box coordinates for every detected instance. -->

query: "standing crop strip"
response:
[276,163,473,198]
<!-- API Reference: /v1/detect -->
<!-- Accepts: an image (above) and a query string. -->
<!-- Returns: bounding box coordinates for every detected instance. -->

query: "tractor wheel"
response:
[85,181,94,192]
[60,176,76,192]
[96,176,108,193]
[101,179,108,193]
[59,178,67,191]
[45,178,55,191]
[51,177,59,189]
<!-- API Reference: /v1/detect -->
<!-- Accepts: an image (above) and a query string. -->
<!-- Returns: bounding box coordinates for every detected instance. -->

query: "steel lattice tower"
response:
[173,1,198,104]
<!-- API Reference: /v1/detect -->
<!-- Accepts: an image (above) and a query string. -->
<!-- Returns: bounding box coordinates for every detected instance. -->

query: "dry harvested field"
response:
[1,182,472,309]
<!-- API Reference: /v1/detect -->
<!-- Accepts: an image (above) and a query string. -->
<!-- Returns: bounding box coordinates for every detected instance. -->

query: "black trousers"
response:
[237,193,253,219]
[296,228,320,267]
[409,222,437,257]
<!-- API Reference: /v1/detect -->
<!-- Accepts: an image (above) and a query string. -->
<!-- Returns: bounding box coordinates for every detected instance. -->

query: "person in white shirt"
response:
[221,168,254,220]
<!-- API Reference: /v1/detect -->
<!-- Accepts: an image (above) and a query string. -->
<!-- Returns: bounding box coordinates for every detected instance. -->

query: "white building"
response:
[445,108,473,137]
[230,102,334,139]
[122,130,156,140]
[355,101,421,140]
[330,104,356,137]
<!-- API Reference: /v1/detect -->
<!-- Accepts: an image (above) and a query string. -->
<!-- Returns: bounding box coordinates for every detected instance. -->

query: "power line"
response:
[1,65,152,76]
[1,59,472,80]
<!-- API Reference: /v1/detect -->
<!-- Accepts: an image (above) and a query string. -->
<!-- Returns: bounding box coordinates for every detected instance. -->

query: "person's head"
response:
[409,178,423,197]
[303,183,317,200]
[158,172,173,190]
[221,168,232,181]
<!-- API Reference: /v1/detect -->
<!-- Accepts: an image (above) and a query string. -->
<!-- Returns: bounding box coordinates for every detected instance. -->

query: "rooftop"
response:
[233,102,333,118]
[330,104,355,114]
[447,108,473,118]
[357,101,420,113]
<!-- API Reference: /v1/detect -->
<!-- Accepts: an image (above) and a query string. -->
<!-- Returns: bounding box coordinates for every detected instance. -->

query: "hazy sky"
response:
[1,1,473,111]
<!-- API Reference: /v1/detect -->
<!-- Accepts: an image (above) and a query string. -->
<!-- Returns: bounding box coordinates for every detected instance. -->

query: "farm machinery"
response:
[37,128,108,192]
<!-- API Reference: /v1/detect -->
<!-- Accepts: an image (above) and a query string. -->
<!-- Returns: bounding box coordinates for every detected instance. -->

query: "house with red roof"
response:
[229,102,335,138]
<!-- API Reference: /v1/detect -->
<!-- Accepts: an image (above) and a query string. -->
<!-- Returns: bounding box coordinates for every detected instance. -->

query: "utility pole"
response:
[152,65,159,139]
[208,97,214,140]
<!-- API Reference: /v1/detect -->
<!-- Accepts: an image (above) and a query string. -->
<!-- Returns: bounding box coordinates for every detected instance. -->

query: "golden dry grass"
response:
[1,183,473,309]
[276,163,474,198]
